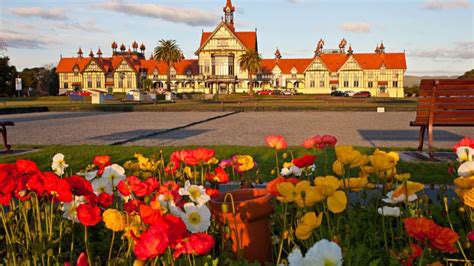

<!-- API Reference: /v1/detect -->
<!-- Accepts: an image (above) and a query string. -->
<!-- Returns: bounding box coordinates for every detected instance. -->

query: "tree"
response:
[239,49,262,95]
[153,40,182,92]
[142,78,153,91]
[0,56,18,97]
[458,69,474,79]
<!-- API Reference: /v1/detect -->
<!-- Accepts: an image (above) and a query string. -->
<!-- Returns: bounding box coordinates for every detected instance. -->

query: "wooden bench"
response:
[410,79,474,157]
[0,121,15,152]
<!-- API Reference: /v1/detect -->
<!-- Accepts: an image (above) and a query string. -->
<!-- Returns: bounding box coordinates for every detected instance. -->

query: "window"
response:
[310,80,315,87]
[64,75,68,81]
[64,83,68,89]
[368,81,373,88]
[186,70,192,78]
[119,80,123,88]
[228,55,234,76]
[74,67,79,76]
[343,81,349,87]
[380,86,387,93]
[96,80,101,88]
[319,80,325,87]
[153,70,158,79]
[127,79,132,88]
[392,81,398,87]
[354,81,359,87]
[87,75,92,88]
[292,73,297,78]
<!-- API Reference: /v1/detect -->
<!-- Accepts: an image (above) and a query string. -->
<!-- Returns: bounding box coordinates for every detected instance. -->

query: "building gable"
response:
[304,57,329,72]
[83,59,105,73]
[338,56,362,72]
[196,22,250,54]
[115,59,136,73]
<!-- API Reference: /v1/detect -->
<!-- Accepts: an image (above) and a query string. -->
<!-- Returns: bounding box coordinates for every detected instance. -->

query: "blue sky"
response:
[1,0,473,75]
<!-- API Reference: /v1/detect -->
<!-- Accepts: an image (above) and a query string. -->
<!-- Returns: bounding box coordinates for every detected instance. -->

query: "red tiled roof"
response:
[261,58,312,74]
[319,54,349,72]
[199,28,257,51]
[352,53,406,70]
[56,57,91,73]
[173,59,199,75]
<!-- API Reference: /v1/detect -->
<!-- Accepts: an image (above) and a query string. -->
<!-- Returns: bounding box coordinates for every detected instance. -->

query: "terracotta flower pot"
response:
[209,188,274,264]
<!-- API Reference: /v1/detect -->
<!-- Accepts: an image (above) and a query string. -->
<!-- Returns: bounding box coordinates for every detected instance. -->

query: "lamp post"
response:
[120,72,125,94]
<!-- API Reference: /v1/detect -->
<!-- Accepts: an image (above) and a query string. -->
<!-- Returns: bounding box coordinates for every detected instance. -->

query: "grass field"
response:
[0,94,418,112]
[0,144,453,184]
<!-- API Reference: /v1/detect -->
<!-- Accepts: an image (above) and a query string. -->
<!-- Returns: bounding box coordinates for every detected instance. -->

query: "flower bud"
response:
[271,169,275,175]
[282,153,288,159]
[459,207,465,213]
[47,248,54,257]
[221,204,228,214]
[23,200,31,210]
[133,260,145,266]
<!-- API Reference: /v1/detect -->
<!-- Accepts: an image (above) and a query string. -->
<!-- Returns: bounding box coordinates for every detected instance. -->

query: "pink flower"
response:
[265,135,287,150]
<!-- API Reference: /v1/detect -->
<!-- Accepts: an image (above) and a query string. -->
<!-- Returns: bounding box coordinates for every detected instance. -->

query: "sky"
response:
[0,0,473,76]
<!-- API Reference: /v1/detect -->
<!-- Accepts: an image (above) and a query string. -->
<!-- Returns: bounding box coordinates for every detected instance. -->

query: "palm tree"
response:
[239,49,262,95]
[153,39,182,92]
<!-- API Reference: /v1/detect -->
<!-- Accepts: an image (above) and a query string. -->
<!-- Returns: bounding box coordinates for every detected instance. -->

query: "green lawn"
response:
[0,94,417,112]
[0,144,453,184]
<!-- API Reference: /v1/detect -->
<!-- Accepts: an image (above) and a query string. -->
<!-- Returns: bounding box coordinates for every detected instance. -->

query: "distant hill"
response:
[404,75,458,87]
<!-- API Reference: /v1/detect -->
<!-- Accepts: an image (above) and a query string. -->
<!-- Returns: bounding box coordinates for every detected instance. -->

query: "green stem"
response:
[276,203,288,265]
[108,231,115,264]
[85,226,92,266]
[275,151,280,177]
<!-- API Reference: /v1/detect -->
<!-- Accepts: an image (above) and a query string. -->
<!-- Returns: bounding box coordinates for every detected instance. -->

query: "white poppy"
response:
[158,193,176,210]
[382,191,417,204]
[288,239,343,266]
[377,206,401,217]
[178,180,210,206]
[280,166,302,177]
[61,196,85,222]
[456,146,474,162]
[51,153,69,176]
[102,164,125,186]
[458,161,474,177]
[77,170,98,181]
[92,177,113,195]
[173,203,211,233]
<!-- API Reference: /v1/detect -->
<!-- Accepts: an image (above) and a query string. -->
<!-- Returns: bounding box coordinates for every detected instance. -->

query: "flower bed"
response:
[0,136,473,265]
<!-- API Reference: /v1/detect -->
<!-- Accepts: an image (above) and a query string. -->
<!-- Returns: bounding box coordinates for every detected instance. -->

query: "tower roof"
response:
[132,41,138,49]
[223,0,235,12]
[111,41,117,49]
[140,43,146,50]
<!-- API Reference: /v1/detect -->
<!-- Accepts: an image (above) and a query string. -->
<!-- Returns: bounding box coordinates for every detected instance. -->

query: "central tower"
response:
[223,0,235,31]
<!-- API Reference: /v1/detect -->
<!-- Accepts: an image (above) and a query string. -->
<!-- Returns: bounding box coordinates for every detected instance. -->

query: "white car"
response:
[344,90,357,97]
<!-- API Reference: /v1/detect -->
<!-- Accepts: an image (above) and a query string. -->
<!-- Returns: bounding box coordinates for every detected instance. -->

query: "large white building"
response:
[57,0,407,97]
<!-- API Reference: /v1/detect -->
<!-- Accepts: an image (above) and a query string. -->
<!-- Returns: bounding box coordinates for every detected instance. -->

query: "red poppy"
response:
[132,223,170,260]
[292,154,317,168]
[266,176,299,196]
[139,204,163,225]
[98,192,113,208]
[404,217,459,253]
[184,148,215,165]
[92,155,111,175]
[172,233,215,258]
[468,230,474,242]
[164,161,179,175]
[206,167,229,184]
[404,217,439,242]
[320,135,337,147]
[43,172,73,203]
[453,137,474,152]
[302,136,318,149]
[403,243,423,266]
[163,214,188,244]
[124,199,144,214]
[117,180,131,197]
[76,252,89,266]
[26,173,45,196]
[66,176,93,196]
[77,204,101,226]
[159,181,179,194]
[131,177,159,197]
[171,149,190,164]
[205,187,220,199]
[429,227,458,253]
[16,159,40,175]
[265,135,287,150]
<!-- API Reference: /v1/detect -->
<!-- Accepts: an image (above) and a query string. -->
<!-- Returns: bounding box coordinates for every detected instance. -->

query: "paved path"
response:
[3,111,473,148]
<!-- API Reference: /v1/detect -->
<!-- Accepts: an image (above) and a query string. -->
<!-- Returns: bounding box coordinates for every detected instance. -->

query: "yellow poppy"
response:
[206,157,219,165]
[335,146,363,166]
[395,173,411,182]
[332,160,344,176]
[392,181,424,198]
[463,188,474,208]
[373,149,399,162]
[293,181,323,208]
[340,177,368,192]
[103,209,126,232]
[314,176,348,213]
[295,212,323,240]
[277,182,297,203]
[369,154,396,172]
[283,162,294,169]
[235,155,254,172]
[453,176,474,189]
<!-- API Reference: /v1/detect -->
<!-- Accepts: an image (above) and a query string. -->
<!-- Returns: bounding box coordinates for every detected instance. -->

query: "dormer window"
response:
[186,69,192,78]
[73,66,79,76]
[153,69,159,79]
[291,68,297,78]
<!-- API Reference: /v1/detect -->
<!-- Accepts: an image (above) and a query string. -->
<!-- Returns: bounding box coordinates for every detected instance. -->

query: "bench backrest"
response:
[69,95,84,101]
[414,79,474,125]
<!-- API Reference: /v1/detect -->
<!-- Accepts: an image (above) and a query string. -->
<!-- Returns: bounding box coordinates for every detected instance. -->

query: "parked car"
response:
[330,90,349,97]
[272,89,283,95]
[353,91,371,98]
[344,90,356,97]
[257,89,273,95]
[282,89,297,95]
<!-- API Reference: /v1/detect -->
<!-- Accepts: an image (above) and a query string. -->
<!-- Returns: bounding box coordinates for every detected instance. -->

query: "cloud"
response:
[8,7,67,20]
[423,0,471,9]
[410,41,474,59]
[0,29,58,49]
[340,22,371,33]
[98,0,217,26]
[288,0,304,3]
[54,22,105,33]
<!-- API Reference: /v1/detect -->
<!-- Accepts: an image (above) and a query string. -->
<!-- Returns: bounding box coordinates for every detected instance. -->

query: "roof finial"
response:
[89,49,94,57]
[77,47,83,58]
[347,44,353,55]
[379,41,385,53]
[275,47,282,59]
